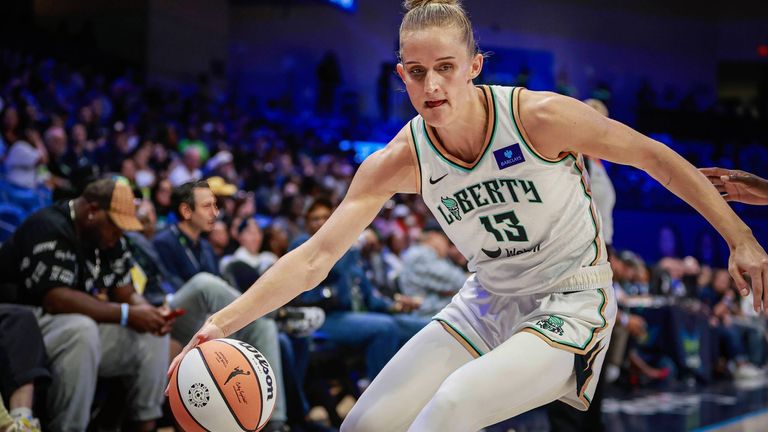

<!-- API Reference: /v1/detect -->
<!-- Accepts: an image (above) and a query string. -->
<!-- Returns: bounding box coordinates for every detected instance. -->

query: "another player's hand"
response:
[127,304,166,334]
[728,237,768,313]
[700,167,768,205]
[165,320,225,395]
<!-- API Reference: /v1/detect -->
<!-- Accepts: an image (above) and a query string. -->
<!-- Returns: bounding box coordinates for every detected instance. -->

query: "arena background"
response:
[1,1,767,431]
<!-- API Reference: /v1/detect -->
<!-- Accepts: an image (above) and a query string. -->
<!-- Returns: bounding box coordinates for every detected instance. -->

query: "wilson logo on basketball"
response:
[188,383,210,408]
[239,341,275,401]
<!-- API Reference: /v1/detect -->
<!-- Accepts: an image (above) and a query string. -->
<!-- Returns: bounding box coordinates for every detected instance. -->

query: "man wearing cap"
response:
[0,178,170,432]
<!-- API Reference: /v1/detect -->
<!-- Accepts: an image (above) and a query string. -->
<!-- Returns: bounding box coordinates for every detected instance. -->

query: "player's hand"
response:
[165,320,225,395]
[127,304,166,333]
[700,167,768,205]
[728,237,768,313]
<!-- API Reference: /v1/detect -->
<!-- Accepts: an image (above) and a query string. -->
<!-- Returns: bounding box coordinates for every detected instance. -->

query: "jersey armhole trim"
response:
[511,87,573,164]
[408,119,422,194]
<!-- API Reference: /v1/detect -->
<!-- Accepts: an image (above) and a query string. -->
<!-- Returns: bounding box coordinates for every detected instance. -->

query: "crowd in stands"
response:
[0,49,766,432]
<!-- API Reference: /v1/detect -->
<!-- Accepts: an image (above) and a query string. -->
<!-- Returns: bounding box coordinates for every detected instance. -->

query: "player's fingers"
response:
[724,175,751,185]
[762,266,768,313]
[750,268,763,313]
[729,264,750,297]
[700,167,728,177]
[167,354,182,380]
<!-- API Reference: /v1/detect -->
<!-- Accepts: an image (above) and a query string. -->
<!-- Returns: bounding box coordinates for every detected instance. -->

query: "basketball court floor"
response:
[487,375,768,432]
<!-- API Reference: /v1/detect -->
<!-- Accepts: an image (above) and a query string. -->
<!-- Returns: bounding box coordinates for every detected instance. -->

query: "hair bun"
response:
[403,0,459,12]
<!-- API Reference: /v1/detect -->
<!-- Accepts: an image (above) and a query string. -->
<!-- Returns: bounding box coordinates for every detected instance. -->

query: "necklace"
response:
[69,200,101,287]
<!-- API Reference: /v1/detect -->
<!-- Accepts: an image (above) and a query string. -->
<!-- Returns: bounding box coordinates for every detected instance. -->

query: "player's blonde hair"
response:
[399,0,478,59]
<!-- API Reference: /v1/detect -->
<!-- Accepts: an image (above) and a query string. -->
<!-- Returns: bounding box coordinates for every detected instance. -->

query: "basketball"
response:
[169,338,277,431]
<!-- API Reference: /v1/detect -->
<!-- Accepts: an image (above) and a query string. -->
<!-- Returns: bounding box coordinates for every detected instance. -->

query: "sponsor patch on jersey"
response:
[493,144,525,170]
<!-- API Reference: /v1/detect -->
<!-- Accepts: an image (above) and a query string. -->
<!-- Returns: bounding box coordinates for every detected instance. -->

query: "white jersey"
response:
[410,85,611,296]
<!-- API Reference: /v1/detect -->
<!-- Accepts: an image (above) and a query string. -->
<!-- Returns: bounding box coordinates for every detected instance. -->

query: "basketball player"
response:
[169,1,768,430]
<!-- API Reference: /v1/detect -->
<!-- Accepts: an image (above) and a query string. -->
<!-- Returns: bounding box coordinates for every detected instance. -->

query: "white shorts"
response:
[433,273,617,410]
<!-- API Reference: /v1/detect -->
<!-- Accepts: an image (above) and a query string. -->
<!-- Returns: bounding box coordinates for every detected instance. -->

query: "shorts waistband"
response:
[549,264,613,293]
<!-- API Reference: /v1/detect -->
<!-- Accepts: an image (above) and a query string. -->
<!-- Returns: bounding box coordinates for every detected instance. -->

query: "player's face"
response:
[398,27,483,128]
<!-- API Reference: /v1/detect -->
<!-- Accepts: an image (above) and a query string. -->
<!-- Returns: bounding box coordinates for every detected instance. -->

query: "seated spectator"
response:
[1,140,51,214]
[359,228,408,301]
[220,218,263,290]
[208,219,232,260]
[151,180,289,431]
[0,177,169,432]
[150,178,174,230]
[699,269,763,379]
[399,222,466,316]
[259,224,290,275]
[650,257,687,297]
[168,147,202,187]
[0,305,49,432]
[619,251,650,297]
[292,198,427,381]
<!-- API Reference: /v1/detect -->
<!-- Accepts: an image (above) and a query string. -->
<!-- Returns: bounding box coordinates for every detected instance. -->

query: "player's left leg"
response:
[341,321,474,432]
[407,331,576,432]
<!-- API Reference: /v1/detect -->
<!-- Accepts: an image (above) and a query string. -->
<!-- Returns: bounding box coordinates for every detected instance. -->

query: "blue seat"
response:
[0,203,27,242]
[3,185,50,214]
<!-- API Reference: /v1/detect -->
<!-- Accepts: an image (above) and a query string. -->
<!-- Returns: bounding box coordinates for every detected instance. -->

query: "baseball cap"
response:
[207,176,237,197]
[82,177,143,231]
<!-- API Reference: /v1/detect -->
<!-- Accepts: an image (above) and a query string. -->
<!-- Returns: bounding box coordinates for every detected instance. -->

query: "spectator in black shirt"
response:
[0,178,170,432]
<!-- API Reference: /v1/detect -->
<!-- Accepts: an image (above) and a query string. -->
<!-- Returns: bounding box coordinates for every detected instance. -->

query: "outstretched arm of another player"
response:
[699,167,768,206]
[518,90,768,312]
[166,127,419,385]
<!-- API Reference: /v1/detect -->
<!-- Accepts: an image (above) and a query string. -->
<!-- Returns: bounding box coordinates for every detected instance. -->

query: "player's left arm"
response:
[518,89,768,312]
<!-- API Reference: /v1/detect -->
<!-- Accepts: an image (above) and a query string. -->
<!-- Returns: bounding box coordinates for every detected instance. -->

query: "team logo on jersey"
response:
[536,315,565,336]
[493,144,525,170]
[441,197,462,221]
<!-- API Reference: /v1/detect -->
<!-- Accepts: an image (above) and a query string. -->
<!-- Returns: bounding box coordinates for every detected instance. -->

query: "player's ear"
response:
[469,53,483,80]
[396,63,407,82]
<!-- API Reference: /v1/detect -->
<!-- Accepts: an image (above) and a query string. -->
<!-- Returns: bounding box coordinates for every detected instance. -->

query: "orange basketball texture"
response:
[169,338,276,431]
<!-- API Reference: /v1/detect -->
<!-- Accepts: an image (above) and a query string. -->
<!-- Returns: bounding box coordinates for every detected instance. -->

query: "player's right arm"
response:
[167,125,419,380]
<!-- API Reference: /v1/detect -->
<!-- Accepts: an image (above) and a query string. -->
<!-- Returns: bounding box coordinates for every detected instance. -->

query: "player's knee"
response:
[340,404,390,432]
[426,380,465,418]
